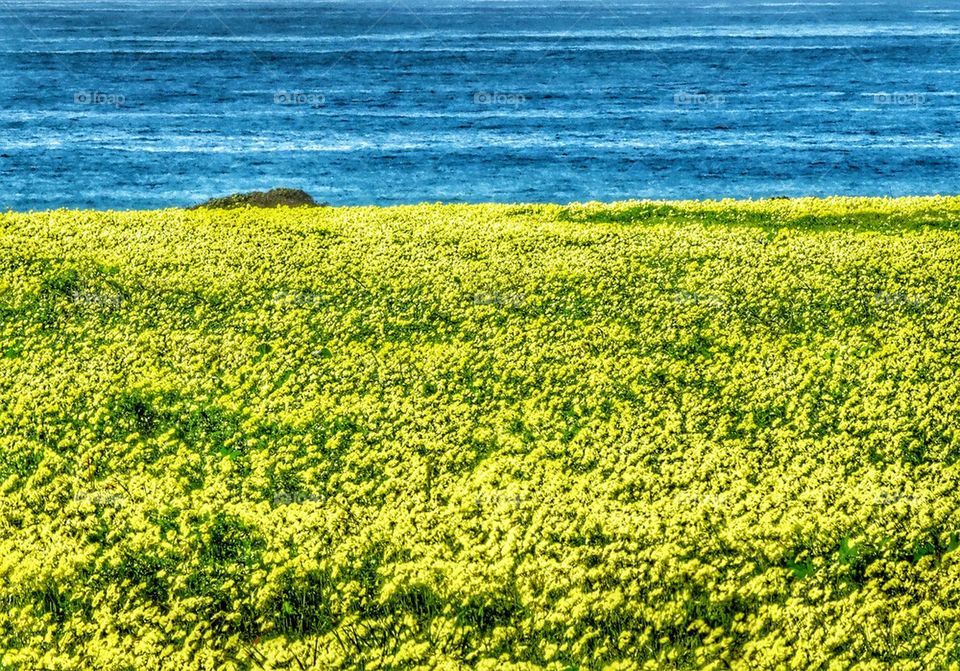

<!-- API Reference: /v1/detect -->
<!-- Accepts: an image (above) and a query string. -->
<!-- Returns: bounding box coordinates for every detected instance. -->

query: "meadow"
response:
[1,198,960,670]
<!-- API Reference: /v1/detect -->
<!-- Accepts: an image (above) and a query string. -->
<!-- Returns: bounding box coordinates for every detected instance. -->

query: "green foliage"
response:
[1,197,960,670]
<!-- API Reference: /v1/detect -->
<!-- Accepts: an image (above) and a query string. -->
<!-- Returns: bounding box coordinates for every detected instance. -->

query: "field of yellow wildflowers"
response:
[1,198,960,670]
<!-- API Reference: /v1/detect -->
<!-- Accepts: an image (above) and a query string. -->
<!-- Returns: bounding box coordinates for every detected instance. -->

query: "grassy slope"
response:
[1,197,960,670]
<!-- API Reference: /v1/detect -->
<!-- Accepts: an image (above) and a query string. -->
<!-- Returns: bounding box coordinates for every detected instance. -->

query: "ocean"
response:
[1,0,959,210]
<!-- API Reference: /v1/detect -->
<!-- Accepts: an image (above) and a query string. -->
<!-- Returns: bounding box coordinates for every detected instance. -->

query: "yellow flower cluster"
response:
[1,197,960,670]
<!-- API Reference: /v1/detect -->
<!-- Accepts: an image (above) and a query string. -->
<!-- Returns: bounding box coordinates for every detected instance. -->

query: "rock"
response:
[190,188,328,210]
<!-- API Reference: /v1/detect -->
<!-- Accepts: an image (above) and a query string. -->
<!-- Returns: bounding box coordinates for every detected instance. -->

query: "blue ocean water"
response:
[1,0,959,210]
